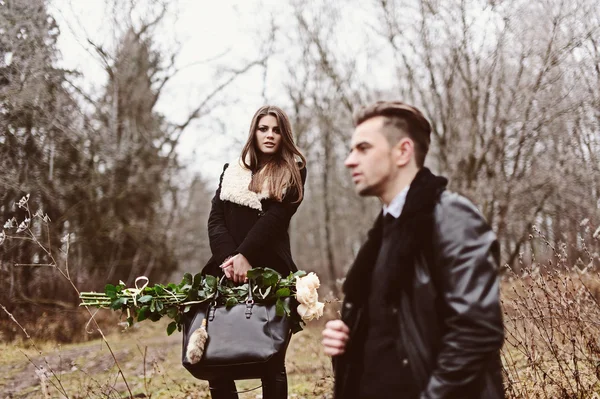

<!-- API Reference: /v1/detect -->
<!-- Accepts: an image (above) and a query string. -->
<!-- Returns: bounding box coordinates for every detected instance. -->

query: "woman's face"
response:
[255,114,282,155]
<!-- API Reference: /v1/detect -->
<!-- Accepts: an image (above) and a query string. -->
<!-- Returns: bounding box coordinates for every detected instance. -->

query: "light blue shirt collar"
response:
[383,185,410,218]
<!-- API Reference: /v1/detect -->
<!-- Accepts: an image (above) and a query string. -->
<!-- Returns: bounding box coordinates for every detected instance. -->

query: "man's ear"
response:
[392,138,414,167]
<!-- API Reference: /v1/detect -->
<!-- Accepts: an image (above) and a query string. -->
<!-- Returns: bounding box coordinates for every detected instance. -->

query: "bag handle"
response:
[208,276,255,321]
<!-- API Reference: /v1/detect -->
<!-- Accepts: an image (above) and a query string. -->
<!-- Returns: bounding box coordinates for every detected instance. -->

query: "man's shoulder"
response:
[437,190,479,209]
[435,190,487,224]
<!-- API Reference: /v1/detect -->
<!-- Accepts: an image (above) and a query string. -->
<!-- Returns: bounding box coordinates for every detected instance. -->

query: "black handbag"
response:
[181,278,292,381]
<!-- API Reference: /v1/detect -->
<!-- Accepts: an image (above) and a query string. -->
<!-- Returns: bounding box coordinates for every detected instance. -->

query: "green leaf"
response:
[150,300,156,312]
[204,275,217,290]
[166,307,178,319]
[225,297,238,308]
[180,284,192,292]
[167,321,177,336]
[275,288,291,298]
[187,289,198,301]
[182,273,193,285]
[193,273,203,288]
[183,305,191,313]
[282,299,291,316]
[138,295,153,304]
[275,298,284,317]
[149,313,162,322]
[246,268,263,279]
[110,297,126,310]
[293,270,307,278]
[261,269,281,287]
[137,307,149,322]
[263,267,280,275]
[104,284,117,299]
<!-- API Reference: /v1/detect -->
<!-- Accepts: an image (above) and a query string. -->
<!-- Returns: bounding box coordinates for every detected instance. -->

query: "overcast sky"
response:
[49,0,290,187]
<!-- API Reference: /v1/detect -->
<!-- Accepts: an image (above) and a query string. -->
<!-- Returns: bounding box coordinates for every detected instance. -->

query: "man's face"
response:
[344,116,395,197]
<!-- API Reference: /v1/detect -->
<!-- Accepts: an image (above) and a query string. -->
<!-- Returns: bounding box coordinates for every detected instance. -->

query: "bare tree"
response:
[373,0,600,268]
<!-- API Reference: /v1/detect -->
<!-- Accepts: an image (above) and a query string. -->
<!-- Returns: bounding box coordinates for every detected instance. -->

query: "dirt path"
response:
[1,328,182,398]
[1,323,333,398]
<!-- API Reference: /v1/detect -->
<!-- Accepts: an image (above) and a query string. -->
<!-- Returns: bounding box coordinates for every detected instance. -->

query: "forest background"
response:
[1,0,600,397]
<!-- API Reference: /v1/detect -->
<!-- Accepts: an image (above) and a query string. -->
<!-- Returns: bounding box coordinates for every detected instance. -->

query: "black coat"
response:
[203,161,307,277]
[335,168,504,399]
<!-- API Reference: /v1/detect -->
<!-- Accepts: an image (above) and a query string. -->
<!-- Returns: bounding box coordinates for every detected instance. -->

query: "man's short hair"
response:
[353,101,431,168]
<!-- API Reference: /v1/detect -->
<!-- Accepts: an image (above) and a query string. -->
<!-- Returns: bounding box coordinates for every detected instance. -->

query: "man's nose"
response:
[344,152,356,168]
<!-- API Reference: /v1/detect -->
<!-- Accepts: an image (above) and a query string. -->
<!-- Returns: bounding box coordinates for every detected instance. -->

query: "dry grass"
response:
[500,226,600,399]
[3,228,600,398]
[3,268,600,398]
[0,319,334,398]
[501,268,600,398]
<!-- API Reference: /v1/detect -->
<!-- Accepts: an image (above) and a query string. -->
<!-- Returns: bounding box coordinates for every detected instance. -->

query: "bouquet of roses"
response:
[79,268,324,335]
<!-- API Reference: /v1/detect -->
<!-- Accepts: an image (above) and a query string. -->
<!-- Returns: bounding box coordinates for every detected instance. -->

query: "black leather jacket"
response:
[334,169,504,399]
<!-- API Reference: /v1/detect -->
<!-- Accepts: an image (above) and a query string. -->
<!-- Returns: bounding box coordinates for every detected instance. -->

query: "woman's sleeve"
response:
[236,166,307,267]
[207,163,238,265]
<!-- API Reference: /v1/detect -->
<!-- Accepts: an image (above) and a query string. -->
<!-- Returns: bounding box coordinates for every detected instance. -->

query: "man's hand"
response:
[322,319,350,356]
[220,254,252,283]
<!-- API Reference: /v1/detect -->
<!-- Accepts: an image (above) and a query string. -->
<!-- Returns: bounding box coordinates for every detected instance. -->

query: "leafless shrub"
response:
[1,194,136,398]
[501,227,600,398]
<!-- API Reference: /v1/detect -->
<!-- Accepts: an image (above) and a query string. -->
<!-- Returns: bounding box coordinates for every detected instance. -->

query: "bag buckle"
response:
[245,299,254,319]
[208,305,216,322]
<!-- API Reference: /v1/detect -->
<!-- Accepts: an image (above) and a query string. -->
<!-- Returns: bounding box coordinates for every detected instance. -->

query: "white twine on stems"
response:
[122,276,149,307]
[84,307,101,334]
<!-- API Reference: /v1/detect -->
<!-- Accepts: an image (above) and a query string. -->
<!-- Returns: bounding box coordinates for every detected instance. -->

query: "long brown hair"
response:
[241,105,306,202]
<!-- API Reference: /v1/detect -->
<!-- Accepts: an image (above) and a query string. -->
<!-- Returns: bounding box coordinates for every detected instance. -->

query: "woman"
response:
[203,105,307,399]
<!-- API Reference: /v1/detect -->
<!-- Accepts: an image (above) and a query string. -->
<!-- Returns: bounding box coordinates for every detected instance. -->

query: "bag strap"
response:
[208,276,255,321]
[244,279,254,319]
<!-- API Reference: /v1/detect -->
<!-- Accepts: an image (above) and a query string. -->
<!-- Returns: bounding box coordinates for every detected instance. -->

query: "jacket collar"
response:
[383,185,409,218]
[398,167,448,221]
[220,159,270,211]
[343,167,448,302]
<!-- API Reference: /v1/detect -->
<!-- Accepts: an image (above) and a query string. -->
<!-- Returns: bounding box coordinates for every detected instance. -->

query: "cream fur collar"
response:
[220,160,270,211]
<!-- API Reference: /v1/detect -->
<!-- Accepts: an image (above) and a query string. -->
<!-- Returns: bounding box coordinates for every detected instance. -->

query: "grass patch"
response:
[1,318,333,398]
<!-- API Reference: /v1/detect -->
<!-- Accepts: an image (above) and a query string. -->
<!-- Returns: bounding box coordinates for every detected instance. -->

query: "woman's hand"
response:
[220,254,252,283]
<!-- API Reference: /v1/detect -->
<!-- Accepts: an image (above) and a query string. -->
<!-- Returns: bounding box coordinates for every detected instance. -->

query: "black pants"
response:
[208,366,288,399]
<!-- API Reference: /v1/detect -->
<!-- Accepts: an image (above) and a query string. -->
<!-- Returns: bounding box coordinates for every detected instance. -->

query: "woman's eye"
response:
[258,127,267,132]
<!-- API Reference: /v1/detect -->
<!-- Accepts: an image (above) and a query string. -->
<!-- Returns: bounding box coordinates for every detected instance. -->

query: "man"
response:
[322,101,504,399]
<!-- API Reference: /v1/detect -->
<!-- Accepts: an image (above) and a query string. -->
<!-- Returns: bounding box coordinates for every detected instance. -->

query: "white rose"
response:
[296,272,320,291]
[296,285,318,305]
[297,301,324,322]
